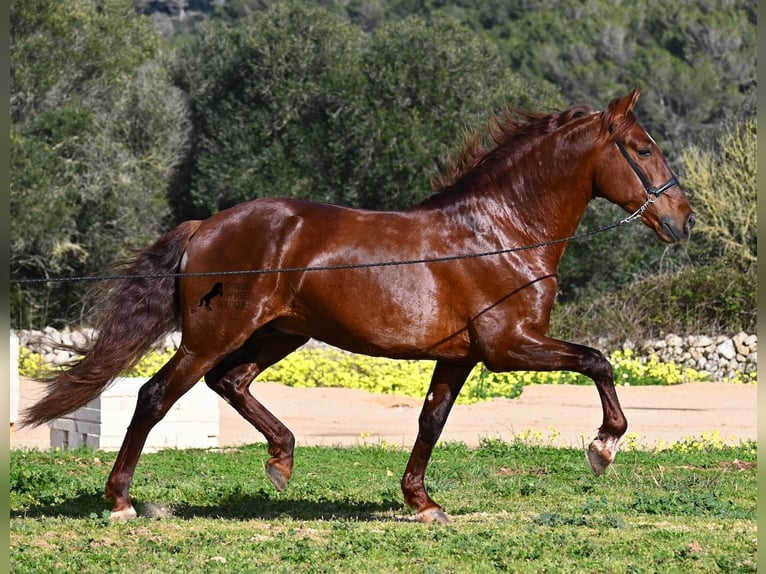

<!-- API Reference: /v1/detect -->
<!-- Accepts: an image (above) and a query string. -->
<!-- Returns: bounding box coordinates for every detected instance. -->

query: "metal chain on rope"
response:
[9,198,654,286]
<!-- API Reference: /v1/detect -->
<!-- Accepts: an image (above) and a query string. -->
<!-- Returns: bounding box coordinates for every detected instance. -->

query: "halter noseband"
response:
[615,140,680,198]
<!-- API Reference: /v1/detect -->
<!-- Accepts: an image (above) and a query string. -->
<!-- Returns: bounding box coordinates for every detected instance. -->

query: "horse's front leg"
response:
[486,335,627,476]
[584,346,628,475]
[401,361,474,523]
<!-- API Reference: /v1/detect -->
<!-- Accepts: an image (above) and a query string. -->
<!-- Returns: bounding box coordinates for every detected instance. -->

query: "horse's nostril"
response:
[685,213,697,234]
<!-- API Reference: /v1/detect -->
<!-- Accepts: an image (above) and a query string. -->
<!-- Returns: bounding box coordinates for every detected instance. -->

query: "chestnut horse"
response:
[22,88,694,523]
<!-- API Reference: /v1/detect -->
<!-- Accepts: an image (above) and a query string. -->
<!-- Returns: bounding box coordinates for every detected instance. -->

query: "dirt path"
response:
[12,377,756,451]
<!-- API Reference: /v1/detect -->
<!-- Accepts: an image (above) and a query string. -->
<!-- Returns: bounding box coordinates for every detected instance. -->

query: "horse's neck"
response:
[468,137,596,248]
[415,116,599,262]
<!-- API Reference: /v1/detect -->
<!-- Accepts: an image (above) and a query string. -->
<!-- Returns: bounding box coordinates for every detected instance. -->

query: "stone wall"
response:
[15,326,180,367]
[14,328,757,383]
[636,332,757,382]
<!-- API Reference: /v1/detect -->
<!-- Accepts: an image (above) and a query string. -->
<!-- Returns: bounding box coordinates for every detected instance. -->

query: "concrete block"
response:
[50,429,68,449]
[50,418,77,433]
[73,420,102,436]
[50,378,219,452]
[76,407,102,423]
[84,434,101,450]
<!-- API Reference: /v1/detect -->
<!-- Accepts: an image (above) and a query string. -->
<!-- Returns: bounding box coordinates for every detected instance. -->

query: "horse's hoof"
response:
[586,436,619,476]
[417,508,450,524]
[265,463,289,492]
[109,505,137,521]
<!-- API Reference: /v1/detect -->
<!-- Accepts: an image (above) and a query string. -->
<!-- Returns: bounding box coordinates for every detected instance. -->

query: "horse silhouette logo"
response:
[198,282,223,310]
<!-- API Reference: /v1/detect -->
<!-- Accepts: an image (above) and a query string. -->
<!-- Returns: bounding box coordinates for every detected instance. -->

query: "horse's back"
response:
[186,197,433,269]
[176,197,477,358]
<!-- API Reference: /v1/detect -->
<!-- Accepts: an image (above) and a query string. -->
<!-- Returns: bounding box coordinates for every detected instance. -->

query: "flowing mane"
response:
[429,103,594,193]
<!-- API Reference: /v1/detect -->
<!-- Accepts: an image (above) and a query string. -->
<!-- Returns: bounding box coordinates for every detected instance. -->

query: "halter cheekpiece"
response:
[614,140,680,198]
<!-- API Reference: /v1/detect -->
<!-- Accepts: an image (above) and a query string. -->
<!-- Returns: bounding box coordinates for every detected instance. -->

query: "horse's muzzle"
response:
[661,213,696,243]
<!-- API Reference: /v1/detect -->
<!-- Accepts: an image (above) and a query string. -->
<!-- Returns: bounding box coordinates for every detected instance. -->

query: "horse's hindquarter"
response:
[178,198,558,361]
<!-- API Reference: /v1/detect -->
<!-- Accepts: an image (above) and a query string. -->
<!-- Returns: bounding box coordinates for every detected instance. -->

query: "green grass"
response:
[11,440,756,573]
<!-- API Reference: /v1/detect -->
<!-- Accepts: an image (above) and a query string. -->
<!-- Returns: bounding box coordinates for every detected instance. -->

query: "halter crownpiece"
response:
[615,140,680,198]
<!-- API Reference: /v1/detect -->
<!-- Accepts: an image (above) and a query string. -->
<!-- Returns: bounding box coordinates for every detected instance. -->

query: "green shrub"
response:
[255,347,710,404]
[17,347,51,379]
[551,263,756,347]
[18,345,711,403]
[682,119,756,267]
[125,347,175,378]
[17,346,176,380]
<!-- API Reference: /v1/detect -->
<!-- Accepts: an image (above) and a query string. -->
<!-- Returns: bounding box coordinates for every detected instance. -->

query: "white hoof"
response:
[416,508,450,524]
[586,436,620,476]
[109,506,138,521]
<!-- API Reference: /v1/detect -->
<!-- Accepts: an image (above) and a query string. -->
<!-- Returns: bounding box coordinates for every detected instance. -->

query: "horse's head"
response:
[593,88,695,243]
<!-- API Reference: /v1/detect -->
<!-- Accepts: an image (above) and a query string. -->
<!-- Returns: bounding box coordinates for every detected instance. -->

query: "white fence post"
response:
[49,377,219,452]
[10,334,19,427]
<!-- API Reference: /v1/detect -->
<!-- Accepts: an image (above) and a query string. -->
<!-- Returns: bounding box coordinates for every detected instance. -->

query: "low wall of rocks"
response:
[13,328,757,383]
[14,327,181,367]
[636,333,756,381]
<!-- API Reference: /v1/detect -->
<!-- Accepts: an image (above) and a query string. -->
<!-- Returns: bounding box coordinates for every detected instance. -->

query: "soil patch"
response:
[12,378,756,451]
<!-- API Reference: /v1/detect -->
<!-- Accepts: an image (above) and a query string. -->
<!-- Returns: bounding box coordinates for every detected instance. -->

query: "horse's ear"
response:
[603,86,641,136]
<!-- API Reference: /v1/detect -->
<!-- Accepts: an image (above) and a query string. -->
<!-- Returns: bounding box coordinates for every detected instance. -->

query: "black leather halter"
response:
[615,140,680,198]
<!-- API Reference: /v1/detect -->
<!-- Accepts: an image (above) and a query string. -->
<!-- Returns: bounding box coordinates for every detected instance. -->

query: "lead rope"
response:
[10,199,655,286]
[619,196,657,224]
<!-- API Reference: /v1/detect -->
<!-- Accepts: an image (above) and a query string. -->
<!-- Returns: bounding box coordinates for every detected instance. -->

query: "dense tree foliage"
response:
[139,0,756,151]
[169,5,367,218]
[10,0,756,338]
[170,4,555,219]
[11,0,190,326]
[486,0,754,152]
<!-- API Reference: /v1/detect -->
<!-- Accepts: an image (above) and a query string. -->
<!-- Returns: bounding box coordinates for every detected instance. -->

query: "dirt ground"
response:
[12,377,756,451]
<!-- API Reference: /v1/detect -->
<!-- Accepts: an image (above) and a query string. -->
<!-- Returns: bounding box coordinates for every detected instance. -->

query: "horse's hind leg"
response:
[205,334,308,492]
[106,348,214,520]
[207,363,294,491]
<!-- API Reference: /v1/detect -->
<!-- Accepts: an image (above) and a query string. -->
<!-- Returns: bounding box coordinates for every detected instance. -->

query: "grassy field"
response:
[10,439,756,573]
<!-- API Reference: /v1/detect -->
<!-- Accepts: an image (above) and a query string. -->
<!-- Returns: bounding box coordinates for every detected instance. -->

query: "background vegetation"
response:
[10,0,756,344]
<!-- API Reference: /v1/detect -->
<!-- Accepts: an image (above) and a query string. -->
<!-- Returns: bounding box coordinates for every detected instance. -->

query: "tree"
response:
[351,14,556,210]
[11,0,191,327]
[468,0,756,154]
[171,3,367,218]
[171,4,559,219]
[138,0,757,153]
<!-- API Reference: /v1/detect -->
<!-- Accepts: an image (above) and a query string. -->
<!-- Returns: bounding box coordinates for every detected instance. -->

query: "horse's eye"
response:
[637,147,653,158]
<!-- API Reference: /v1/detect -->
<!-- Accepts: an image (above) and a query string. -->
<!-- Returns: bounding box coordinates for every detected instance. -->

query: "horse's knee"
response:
[417,395,454,444]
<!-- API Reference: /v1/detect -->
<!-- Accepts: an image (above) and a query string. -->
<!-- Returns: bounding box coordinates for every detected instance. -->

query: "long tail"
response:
[20,219,203,427]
